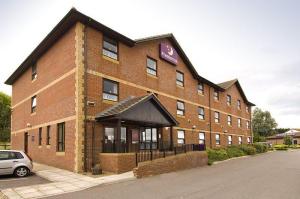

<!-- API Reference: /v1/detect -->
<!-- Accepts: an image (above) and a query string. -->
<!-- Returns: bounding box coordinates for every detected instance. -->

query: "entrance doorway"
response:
[24,132,28,153]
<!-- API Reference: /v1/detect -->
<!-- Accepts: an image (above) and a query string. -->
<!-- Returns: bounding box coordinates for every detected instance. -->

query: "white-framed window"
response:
[214,112,220,123]
[227,115,232,126]
[103,79,118,101]
[228,135,232,145]
[215,134,220,145]
[176,71,184,87]
[177,101,185,116]
[198,83,204,94]
[237,99,241,110]
[247,121,250,129]
[199,132,205,144]
[198,107,205,120]
[146,57,157,76]
[247,137,251,144]
[31,95,37,113]
[227,95,231,106]
[214,90,219,101]
[177,130,185,144]
[238,118,242,128]
[238,136,242,145]
[32,64,37,80]
[103,37,118,60]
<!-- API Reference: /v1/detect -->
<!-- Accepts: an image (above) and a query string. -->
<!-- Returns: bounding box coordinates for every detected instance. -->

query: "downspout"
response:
[209,87,212,148]
[83,25,88,172]
[250,106,253,143]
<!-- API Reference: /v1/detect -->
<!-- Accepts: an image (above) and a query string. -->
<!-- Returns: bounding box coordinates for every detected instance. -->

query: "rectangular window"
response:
[237,100,241,110]
[104,127,115,141]
[247,121,250,129]
[227,115,232,126]
[199,132,205,145]
[247,137,251,144]
[198,107,205,120]
[32,64,37,80]
[228,135,232,145]
[38,127,42,146]
[31,95,37,113]
[214,90,219,101]
[177,130,185,144]
[46,125,51,145]
[103,79,118,101]
[238,136,242,145]
[177,101,185,116]
[214,112,220,123]
[238,118,242,128]
[227,95,231,106]
[176,71,184,87]
[102,37,118,60]
[57,122,65,152]
[146,57,157,76]
[215,134,220,145]
[246,106,249,113]
[198,83,204,94]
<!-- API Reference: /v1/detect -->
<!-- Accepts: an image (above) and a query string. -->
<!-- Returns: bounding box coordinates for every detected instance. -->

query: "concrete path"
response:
[1,163,134,199]
[45,150,300,199]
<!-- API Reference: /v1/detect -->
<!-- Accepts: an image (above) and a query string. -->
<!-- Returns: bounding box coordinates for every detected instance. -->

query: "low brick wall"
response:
[99,153,136,174]
[133,151,208,178]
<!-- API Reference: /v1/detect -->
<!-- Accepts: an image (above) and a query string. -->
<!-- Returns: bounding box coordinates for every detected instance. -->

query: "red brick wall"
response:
[11,25,77,171]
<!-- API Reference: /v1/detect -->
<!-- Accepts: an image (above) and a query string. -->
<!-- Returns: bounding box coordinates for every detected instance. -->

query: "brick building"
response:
[5,9,255,173]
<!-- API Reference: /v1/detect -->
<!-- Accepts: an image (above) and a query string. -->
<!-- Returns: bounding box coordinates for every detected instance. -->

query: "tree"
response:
[0,92,11,142]
[283,136,293,145]
[252,108,277,140]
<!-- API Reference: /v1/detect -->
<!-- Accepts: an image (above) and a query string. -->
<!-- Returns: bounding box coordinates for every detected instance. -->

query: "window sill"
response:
[102,55,119,64]
[147,74,158,79]
[199,119,205,122]
[176,85,184,89]
[46,145,51,149]
[31,78,37,83]
[38,146,42,149]
[103,99,118,105]
[31,112,36,116]
[56,152,65,156]
[177,115,185,118]
[198,92,204,96]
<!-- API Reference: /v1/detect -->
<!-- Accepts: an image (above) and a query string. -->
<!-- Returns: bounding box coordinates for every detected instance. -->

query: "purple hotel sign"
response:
[160,43,178,65]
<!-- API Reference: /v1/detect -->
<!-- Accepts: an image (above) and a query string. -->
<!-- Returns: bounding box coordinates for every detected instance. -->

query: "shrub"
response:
[274,144,288,150]
[290,145,300,149]
[207,148,229,163]
[226,146,245,158]
[253,143,268,153]
[239,144,257,155]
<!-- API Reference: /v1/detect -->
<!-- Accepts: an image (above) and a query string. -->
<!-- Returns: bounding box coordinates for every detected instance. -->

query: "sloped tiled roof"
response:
[218,79,255,106]
[96,95,148,118]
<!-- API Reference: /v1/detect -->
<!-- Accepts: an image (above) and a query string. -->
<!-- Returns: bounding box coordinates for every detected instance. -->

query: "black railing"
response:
[135,144,206,166]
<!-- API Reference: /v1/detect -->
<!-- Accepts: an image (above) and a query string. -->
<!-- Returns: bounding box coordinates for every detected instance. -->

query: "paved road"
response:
[0,173,49,190]
[47,150,300,199]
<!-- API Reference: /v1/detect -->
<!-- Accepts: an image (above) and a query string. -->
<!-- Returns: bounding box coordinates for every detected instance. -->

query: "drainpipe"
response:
[209,87,212,148]
[250,106,253,143]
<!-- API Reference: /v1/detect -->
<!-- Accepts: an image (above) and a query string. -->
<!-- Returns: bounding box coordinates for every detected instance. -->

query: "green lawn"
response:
[0,142,11,150]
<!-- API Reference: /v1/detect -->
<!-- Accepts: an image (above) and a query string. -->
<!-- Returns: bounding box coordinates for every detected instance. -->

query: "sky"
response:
[0,0,299,128]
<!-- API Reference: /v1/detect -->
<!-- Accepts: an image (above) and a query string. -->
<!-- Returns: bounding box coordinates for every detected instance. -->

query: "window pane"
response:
[216,134,220,139]
[177,130,184,139]
[152,128,157,141]
[121,127,126,142]
[176,72,183,81]
[199,133,205,140]
[103,40,117,53]
[103,80,118,94]
[145,128,151,140]
[105,127,115,141]
[147,58,157,70]
[177,101,184,110]
[103,49,118,60]
[32,97,37,107]
[147,68,157,76]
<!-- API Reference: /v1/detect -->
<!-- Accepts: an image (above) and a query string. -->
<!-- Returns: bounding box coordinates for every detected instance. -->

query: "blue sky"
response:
[0,0,299,127]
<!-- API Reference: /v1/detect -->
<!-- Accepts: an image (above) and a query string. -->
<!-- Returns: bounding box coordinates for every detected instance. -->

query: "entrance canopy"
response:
[96,94,178,127]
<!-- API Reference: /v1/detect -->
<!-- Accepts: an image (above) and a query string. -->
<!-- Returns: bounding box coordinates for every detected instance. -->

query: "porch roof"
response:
[95,94,179,127]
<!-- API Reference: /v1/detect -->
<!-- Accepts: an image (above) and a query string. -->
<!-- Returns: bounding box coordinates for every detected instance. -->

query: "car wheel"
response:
[14,167,29,177]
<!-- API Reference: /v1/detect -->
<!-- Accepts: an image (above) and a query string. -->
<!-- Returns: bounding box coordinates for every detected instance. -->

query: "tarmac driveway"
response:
[47,150,300,199]
[0,173,49,190]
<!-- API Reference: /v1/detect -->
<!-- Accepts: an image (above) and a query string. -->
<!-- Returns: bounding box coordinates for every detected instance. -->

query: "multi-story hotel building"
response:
[5,9,255,173]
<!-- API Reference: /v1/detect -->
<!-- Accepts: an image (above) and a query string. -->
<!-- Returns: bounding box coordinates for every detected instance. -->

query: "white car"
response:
[0,150,33,177]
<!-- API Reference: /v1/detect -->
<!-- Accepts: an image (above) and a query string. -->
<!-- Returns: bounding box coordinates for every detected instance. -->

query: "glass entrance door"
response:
[140,128,157,150]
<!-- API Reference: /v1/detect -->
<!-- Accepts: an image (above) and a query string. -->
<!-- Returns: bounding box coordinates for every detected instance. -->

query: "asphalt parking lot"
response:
[47,150,300,199]
[0,172,49,190]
